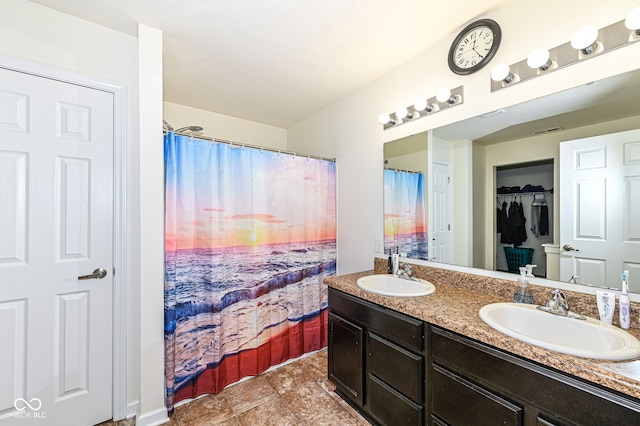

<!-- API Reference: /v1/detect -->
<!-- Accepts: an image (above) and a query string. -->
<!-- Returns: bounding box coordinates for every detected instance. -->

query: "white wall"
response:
[138,24,167,425]
[451,139,473,266]
[0,0,144,419]
[287,0,640,274]
[164,102,287,150]
[384,133,428,174]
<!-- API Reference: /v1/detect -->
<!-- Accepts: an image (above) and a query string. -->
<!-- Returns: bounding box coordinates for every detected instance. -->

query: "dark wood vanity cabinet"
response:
[328,288,640,426]
[328,288,425,425]
[429,326,640,426]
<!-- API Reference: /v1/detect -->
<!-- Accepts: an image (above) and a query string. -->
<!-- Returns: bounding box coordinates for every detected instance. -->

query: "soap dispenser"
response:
[514,266,535,304]
[391,248,400,275]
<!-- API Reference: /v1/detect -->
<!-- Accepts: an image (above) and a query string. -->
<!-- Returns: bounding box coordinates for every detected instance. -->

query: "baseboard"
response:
[136,406,169,426]
[126,400,140,420]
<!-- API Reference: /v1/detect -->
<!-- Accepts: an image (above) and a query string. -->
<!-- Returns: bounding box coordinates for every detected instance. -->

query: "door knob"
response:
[78,267,107,280]
[562,244,580,252]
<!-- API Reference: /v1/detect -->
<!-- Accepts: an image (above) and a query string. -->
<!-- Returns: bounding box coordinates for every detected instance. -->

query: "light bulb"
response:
[571,26,599,54]
[436,88,453,104]
[490,64,513,83]
[378,112,392,125]
[396,106,409,120]
[527,48,552,70]
[625,6,640,35]
[414,98,428,112]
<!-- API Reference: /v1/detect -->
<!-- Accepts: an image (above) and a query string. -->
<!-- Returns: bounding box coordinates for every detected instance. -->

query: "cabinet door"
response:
[328,311,364,406]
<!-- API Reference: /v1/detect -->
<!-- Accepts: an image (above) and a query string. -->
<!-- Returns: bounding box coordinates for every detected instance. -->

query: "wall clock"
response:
[448,19,501,75]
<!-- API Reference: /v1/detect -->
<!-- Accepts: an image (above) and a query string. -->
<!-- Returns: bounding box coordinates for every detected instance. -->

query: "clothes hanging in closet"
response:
[509,200,528,247]
[498,201,511,243]
[498,199,528,247]
[530,193,549,237]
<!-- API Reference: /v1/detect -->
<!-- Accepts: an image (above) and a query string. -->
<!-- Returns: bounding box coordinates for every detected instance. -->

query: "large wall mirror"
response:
[383,68,640,293]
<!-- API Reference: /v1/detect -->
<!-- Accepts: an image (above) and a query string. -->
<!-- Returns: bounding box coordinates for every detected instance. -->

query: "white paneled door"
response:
[431,162,452,264]
[0,67,113,425]
[560,129,640,291]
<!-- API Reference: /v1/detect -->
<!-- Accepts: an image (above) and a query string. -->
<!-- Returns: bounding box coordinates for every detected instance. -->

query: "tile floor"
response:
[101,349,370,426]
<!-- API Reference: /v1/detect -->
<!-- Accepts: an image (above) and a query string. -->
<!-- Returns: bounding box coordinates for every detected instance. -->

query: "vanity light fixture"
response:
[527,48,555,72]
[378,86,463,130]
[414,97,438,114]
[413,97,428,111]
[571,26,602,56]
[626,6,640,40]
[490,63,518,85]
[378,112,395,126]
[490,7,640,92]
[436,88,460,105]
[395,106,416,121]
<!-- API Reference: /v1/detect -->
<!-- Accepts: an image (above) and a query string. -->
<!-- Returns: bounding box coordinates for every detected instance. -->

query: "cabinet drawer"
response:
[368,332,423,403]
[367,373,423,426]
[536,416,577,426]
[431,365,523,426]
[329,287,423,350]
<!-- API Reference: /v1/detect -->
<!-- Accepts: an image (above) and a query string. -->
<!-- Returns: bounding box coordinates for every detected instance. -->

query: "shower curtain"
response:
[164,133,336,412]
[384,169,428,259]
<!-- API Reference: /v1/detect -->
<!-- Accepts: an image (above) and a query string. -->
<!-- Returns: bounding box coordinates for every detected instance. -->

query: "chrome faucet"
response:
[537,289,586,320]
[396,263,419,281]
[546,289,569,313]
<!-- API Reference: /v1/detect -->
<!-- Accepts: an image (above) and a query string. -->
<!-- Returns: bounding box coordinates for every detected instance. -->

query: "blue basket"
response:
[504,247,534,273]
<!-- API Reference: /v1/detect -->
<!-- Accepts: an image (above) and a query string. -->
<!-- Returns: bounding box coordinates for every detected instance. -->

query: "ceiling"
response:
[28,0,508,128]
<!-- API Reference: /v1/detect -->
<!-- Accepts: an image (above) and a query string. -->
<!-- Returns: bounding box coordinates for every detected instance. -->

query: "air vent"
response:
[532,127,562,135]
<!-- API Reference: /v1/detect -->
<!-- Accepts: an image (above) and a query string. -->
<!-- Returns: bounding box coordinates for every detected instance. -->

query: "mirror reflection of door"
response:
[431,162,452,263]
[560,128,640,292]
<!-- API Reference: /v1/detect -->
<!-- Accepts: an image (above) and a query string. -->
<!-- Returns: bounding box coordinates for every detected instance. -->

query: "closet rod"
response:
[497,191,552,196]
[164,130,336,163]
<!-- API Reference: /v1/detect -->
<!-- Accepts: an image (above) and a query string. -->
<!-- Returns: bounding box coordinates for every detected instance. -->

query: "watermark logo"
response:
[13,398,46,419]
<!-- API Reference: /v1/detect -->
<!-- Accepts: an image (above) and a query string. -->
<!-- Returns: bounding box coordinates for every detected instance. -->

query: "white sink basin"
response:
[479,303,640,360]
[356,274,435,297]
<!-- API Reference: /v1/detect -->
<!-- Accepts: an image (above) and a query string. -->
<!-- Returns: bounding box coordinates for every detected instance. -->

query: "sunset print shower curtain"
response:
[164,133,336,412]
[384,169,428,259]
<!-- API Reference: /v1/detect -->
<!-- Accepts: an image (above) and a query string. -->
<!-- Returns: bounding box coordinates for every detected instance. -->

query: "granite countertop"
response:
[324,269,640,401]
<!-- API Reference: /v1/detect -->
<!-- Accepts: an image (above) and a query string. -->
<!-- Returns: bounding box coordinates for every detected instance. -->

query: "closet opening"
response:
[495,159,554,277]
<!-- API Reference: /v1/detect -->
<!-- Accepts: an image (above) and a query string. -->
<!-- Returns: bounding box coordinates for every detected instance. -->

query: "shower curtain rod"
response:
[164,128,336,163]
[384,167,423,174]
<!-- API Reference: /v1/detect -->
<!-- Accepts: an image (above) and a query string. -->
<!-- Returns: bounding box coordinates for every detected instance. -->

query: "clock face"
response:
[454,26,494,69]
[448,19,501,75]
